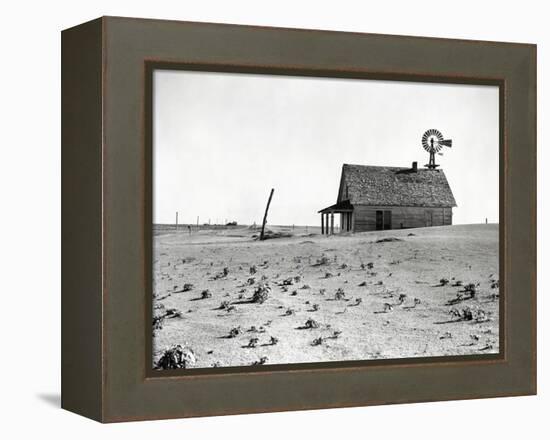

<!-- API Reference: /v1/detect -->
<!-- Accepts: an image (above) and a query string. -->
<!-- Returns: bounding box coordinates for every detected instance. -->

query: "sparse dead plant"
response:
[252,283,271,304]
[155,345,196,370]
[228,326,241,338]
[311,337,324,346]
[334,288,346,301]
[252,356,268,365]
[303,318,320,329]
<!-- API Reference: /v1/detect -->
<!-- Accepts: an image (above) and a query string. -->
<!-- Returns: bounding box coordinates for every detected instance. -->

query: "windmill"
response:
[421,129,453,169]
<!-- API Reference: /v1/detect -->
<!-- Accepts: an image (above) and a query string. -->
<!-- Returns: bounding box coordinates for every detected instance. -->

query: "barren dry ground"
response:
[152,224,499,369]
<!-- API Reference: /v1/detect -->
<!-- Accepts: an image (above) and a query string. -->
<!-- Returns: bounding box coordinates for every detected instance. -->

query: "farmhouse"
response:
[319,162,457,233]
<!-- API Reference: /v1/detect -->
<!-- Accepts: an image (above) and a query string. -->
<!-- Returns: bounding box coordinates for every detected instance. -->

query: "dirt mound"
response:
[376,237,404,243]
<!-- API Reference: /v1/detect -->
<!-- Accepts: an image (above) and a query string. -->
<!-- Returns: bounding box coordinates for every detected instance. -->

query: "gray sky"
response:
[153,70,499,226]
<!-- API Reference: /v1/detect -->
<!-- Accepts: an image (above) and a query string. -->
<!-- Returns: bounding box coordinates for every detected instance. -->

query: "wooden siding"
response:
[353,205,452,232]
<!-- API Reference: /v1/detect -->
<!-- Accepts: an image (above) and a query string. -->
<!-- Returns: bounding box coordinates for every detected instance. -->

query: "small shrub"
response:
[182,283,194,292]
[316,256,330,266]
[153,315,165,330]
[219,300,231,310]
[464,283,477,296]
[228,326,241,338]
[155,345,196,370]
[449,308,461,318]
[281,277,294,286]
[252,283,271,304]
[165,308,183,318]
[334,288,346,300]
[461,307,474,321]
[201,289,212,299]
[303,318,320,329]
[252,356,268,365]
[311,337,324,346]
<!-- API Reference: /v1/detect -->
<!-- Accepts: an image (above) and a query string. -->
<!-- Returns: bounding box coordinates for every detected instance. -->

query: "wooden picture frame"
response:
[62,16,536,422]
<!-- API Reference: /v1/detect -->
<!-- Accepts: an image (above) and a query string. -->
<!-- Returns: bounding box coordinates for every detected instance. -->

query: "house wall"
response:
[353,205,452,232]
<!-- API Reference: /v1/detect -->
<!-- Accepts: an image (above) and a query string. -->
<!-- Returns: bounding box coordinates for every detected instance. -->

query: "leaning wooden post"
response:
[260,188,275,241]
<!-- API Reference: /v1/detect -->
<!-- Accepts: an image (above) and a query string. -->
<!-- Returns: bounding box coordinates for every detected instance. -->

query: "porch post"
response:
[321,213,324,235]
[330,212,334,235]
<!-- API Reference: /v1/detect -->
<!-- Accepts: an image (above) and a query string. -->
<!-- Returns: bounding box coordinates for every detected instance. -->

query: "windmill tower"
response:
[421,129,453,169]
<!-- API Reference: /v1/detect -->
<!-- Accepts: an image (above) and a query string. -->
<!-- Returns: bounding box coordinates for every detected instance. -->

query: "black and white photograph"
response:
[2,0,543,433]
[152,70,500,369]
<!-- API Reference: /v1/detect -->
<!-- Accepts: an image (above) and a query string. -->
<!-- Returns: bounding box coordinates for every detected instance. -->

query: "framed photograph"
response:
[62,16,536,422]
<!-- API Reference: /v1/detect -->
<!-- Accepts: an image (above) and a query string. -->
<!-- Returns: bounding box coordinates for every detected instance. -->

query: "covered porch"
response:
[318,200,354,235]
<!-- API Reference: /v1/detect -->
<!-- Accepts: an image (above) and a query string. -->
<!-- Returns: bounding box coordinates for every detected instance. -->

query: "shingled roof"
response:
[338,164,457,207]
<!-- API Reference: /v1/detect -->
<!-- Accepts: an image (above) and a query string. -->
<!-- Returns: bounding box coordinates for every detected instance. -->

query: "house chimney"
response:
[412,161,418,172]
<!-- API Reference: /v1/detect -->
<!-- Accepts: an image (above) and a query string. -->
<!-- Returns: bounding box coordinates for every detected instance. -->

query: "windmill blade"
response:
[440,139,453,148]
[437,152,444,156]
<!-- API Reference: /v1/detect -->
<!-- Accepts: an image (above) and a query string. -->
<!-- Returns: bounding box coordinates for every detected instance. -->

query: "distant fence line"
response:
[153,224,320,233]
[153,223,244,232]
